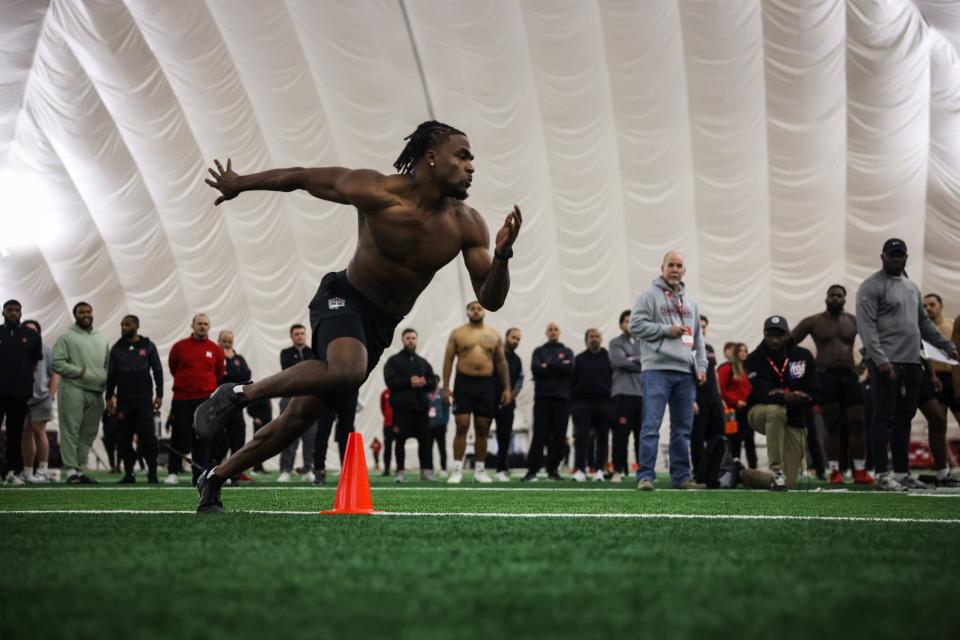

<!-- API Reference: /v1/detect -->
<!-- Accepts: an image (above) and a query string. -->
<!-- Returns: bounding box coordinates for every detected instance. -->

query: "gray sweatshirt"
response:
[629,278,708,374]
[609,333,643,397]
[29,343,53,406]
[856,270,953,366]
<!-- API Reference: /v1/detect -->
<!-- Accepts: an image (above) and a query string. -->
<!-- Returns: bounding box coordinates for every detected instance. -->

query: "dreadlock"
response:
[393,120,465,175]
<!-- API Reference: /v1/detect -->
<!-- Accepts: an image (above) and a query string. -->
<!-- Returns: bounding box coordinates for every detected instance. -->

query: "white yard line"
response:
[0,509,957,524]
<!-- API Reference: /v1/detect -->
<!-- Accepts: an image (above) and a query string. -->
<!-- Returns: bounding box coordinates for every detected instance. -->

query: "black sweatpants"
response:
[572,401,612,472]
[868,362,922,474]
[690,399,723,473]
[313,398,356,471]
[169,398,210,483]
[803,405,825,476]
[0,394,29,475]
[117,396,158,476]
[494,403,515,472]
[527,398,571,475]
[611,395,642,474]
[393,407,432,471]
[431,425,448,471]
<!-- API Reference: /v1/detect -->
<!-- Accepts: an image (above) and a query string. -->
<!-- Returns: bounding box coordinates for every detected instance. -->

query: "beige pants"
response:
[748,404,806,489]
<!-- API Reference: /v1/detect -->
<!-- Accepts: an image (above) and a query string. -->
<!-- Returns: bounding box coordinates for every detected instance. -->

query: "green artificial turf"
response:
[2,473,956,640]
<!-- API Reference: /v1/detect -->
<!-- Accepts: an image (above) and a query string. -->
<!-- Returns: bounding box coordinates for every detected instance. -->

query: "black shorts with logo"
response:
[308,270,402,386]
[819,368,865,406]
[453,373,497,418]
[917,371,955,407]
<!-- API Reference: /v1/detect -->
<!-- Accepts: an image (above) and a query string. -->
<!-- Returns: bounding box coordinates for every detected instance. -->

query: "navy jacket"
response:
[106,336,163,400]
[531,341,574,401]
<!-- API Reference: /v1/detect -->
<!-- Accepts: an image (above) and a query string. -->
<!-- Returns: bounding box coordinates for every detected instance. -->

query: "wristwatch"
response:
[494,247,513,260]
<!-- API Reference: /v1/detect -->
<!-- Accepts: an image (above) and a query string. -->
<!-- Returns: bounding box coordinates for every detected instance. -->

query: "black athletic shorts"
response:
[819,368,865,406]
[453,373,497,418]
[935,371,955,407]
[308,270,402,384]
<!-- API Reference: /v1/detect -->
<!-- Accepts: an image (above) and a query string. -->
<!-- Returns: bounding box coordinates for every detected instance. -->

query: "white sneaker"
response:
[447,471,463,484]
[420,470,435,482]
[437,469,448,479]
[572,470,587,482]
[770,470,787,491]
[277,471,291,483]
[592,470,605,482]
[874,474,906,492]
[164,474,179,485]
[395,470,405,483]
[27,471,48,484]
[473,470,493,483]
[495,471,511,482]
[7,471,26,485]
[302,471,315,483]
[610,472,623,484]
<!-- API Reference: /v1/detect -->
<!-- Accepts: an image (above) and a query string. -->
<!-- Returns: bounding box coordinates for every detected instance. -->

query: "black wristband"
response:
[494,247,513,261]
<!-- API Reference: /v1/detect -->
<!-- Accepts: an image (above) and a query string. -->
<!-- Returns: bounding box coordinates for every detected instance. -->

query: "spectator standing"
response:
[214,330,251,469]
[609,309,643,483]
[52,301,110,484]
[522,322,574,482]
[384,328,437,482]
[1,300,42,485]
[105,315,162,483]
[630,252,707,491]
[312,391,358,485]
[691,315,724,473]
[493,327,523,481]
[717,342,756,469]
[571,328,612,482]
[167,314,224,485]
[856,239,959,491]
[20,319,56,483]
[277,324,318,482]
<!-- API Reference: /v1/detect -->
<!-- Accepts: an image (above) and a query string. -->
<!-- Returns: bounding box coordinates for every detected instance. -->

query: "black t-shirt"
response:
[0,322,42,397]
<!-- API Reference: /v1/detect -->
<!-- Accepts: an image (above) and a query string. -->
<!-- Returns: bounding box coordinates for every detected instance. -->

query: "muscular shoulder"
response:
[456,205,489,248]
[338,170,402,210]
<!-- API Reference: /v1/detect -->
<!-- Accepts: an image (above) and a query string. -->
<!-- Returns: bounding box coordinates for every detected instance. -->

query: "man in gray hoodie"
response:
[630,252,707,491]
[856,238,959,491]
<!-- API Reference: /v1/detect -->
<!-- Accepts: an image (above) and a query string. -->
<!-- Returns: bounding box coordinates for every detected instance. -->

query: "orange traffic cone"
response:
[321,432,383,515]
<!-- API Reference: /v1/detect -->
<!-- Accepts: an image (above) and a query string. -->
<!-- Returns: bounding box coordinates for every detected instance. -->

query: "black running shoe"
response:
[313,470,326,485]
[194,382,250,440]
[118,474,135,484]
[196,468,225,514]
[78,474,97,484]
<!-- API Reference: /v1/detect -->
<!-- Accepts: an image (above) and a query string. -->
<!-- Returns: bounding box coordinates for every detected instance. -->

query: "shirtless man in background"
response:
[792,284,873,485]
[442,301,511,483]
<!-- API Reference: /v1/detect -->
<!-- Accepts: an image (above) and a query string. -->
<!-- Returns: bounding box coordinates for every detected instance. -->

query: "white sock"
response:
[894,472,908,481]
[937,467,949,480]
[853,459,865,471]
[453,459,463,473]
[828,460,839,471]
[475,461,485,473]
[38,461,48,472]
[67,468,78,478]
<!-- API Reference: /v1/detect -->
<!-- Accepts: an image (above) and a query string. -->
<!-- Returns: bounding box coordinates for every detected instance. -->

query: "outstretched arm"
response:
[462,205,522,311]
[205,158,393,208]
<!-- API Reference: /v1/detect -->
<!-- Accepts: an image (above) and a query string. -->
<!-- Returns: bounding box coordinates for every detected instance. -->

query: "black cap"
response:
[763,315,789,333]
[882,238,907,255]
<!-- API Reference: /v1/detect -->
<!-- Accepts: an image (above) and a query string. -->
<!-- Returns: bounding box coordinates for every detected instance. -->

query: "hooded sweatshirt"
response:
[52,324,110,393]
[629,278,707,375]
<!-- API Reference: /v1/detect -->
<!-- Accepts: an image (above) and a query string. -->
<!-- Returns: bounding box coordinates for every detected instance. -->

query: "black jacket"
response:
[493,349,524,407]
[0,322,42,397]
[280,345,315,370]
[531,341,574,401]
[106,336,163,400]
[384,349,438,412]
[221,352,252,385]
[572,348,612,403]
[746,340,820,428]
[696,343,722,407]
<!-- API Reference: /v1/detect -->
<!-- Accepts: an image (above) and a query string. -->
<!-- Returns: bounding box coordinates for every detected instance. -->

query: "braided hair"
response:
[393,121,465,175]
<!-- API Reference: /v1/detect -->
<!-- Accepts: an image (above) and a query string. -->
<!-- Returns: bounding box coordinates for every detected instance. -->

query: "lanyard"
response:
[766,356,790,385]
[664,291,684,323]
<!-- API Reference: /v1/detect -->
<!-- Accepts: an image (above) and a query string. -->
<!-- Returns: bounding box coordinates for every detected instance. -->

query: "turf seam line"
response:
[2,509,958,524]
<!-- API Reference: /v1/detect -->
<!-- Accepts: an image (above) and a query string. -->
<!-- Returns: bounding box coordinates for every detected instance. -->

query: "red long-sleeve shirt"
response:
[717,362,752,408]
[169,337,225,401]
